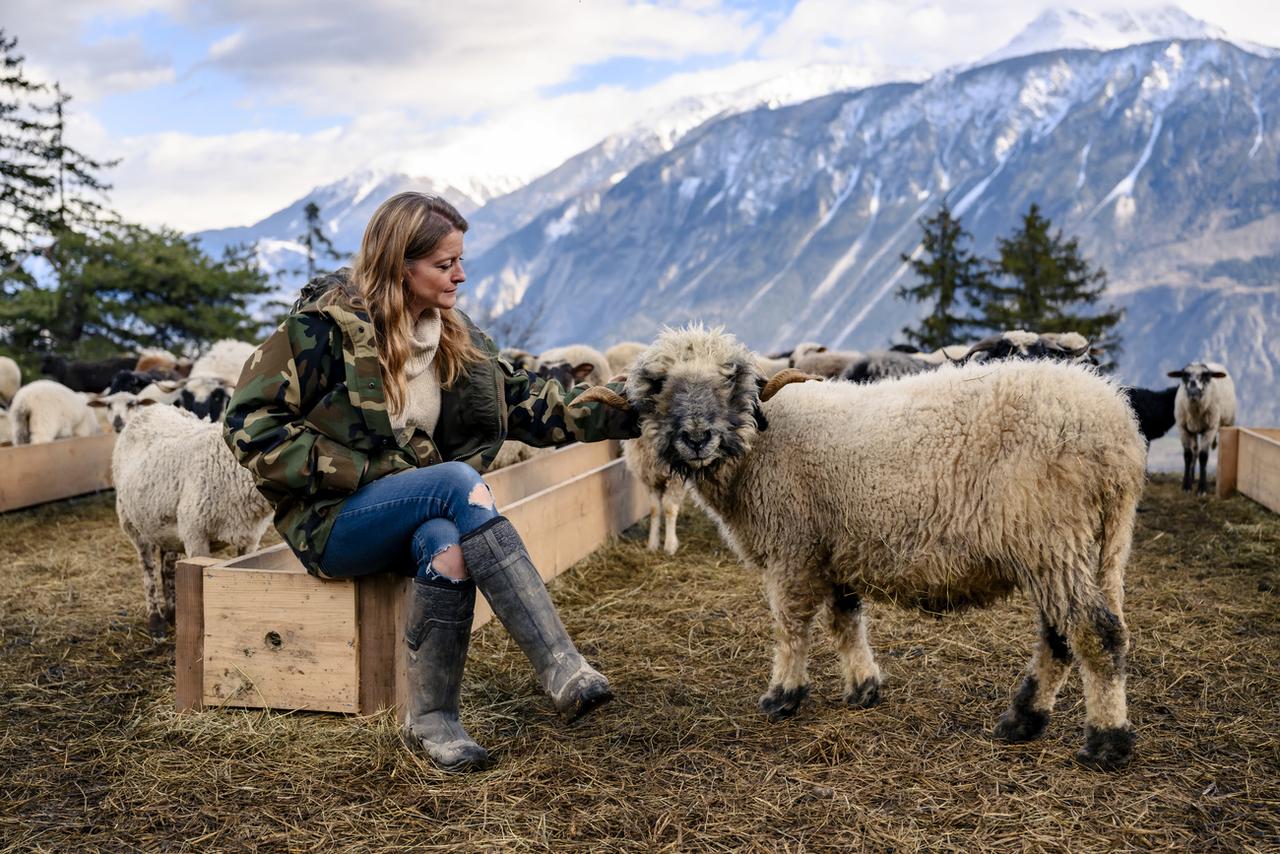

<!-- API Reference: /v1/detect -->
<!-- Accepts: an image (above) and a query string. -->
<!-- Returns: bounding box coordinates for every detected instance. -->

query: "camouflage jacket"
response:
[223,270,638,576]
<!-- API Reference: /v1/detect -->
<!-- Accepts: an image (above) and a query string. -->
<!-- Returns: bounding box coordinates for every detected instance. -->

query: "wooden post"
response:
[357,572,409,714]
[1217,427,1239,498]
[175,556,220,713]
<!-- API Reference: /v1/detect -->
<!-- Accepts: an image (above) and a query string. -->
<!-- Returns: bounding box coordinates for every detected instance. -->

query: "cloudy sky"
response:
[5,0,1277,233]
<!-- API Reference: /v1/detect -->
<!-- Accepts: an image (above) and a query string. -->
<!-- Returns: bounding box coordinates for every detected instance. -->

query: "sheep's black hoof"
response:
[844,677,882,709]
[1075,725,1136,771]
[993,707,1048,742]
[759,684,809,721]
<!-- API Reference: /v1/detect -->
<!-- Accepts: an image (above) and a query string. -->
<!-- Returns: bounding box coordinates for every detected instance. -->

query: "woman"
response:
[223,192,638,772]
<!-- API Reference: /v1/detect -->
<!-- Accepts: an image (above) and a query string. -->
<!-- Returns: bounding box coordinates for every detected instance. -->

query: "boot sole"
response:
[562,685,614,723]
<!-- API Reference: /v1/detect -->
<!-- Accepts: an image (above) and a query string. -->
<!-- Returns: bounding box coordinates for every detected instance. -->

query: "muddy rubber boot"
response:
[401,577,492,772]
[461,517,613,722]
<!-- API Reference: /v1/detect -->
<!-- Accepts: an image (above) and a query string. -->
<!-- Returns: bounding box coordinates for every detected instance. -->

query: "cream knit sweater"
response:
[389,310,443,443]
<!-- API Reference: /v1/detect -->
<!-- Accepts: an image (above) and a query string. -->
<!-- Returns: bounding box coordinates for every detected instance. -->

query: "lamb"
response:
[578,326,1146,770]
[8,380,102,444]
[605,341,647,375]
[109,368,180,395]
[538,344,611,386]
[1168,362,1236,494]
[0,355,20,406]
[112,404,273,636]
[41,354,137,393]
[1120,385,1179,447]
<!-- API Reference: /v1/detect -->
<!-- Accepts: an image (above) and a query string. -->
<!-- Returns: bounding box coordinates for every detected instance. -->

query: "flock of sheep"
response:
[0,322,1241,770]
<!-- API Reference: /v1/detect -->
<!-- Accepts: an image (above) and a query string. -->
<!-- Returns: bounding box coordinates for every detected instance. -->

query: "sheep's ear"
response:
[961,335,1002,362]
[1210,371,1227,379]
[1166,370,1186,379]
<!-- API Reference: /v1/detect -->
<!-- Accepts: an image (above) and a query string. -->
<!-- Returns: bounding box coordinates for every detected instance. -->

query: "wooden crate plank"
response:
[0,434,116,512]
[1237,429,1280,515]
[220,543,298,572]
[175,556,219,713]
[358,572,409,714]
[202,569,360,712]
[1217,427,1239,498]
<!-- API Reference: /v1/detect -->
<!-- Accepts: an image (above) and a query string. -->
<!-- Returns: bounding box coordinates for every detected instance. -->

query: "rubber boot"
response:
[461,517,613,722]
[400,577,492,771]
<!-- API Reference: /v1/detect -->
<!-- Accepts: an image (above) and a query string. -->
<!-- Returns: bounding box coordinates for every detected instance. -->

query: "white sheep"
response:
[605,341,647,376]
[0,355,20,407]
[579,326,1146,771]
[1168,361,1237,495]
[539,344,612,386]
[8,380,102,444]
[191,339,257,385]
[112,404,272,636]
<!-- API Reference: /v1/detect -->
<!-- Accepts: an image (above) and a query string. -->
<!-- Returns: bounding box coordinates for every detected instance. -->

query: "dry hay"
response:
[1,476,1278,852]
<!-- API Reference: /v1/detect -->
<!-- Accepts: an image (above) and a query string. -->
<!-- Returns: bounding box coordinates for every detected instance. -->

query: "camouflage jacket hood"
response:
[223,268,637,576]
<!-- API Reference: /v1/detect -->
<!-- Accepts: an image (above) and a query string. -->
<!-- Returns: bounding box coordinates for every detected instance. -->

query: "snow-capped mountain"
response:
[465,38,1280,432]
[192,170,492,285]
[981,5,1228,65]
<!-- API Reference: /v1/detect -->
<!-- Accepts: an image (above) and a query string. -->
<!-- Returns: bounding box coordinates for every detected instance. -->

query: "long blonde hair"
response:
[353,192,484,414]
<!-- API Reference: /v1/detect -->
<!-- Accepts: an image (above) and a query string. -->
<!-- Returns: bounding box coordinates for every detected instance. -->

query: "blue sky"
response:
[4,0,1275,232]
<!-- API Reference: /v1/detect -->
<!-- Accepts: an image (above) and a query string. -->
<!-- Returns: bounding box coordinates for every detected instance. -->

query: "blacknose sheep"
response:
[9,380,102,444]
[112,404,272,636]
[1168,362,1237,494]
[178,339,255,422]
[109,369,180,395]
[961,330,1092,365]
[578,326,1146,771]
[793,349,864,379]
[539,344,611,386]
[842,349,932,383]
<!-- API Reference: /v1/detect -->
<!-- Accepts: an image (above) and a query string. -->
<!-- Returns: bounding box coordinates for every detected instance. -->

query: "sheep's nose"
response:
[680,428,711,450]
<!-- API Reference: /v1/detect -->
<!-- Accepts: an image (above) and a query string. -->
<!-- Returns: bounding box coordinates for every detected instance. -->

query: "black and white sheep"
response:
[538,344,611,386]
[1167,361,1237,494]
[841,349,933,383]
[179,339,256,421]
[961,330,1093,365]
[112,404,272,636]
[578,326,1146,770]
[8,380,102,444]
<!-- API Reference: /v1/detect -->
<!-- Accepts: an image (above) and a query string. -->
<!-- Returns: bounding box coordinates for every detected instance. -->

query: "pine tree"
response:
[0,224,272,371]
[972,203,1124,369]
[297,201,342,279]
[0,29,55,277]
[896,202,988,350]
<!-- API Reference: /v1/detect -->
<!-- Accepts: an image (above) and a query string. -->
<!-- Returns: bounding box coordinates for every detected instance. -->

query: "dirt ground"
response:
[1,475,1277,852]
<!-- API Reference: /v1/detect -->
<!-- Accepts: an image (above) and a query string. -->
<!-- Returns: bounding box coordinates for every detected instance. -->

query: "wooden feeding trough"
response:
[175,440,650,715]
[0,434,116,513]
[1218,427,1280,513]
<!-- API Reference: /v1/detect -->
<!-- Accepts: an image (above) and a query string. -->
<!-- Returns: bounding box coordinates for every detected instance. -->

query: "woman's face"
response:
[404,229,465,316]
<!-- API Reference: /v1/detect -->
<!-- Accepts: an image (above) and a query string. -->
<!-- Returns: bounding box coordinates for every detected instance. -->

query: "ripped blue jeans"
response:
[318,461,499,580]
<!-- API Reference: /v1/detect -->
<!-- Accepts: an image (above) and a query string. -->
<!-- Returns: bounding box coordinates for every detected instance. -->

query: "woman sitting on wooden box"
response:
[223,192,639,772]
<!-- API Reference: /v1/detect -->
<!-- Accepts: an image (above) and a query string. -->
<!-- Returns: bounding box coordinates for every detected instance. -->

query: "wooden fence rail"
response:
[0,434,116,513]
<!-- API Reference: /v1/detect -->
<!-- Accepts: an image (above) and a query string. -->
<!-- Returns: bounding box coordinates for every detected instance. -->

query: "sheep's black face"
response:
[1172,364,1220,401]
[631,349,762,479]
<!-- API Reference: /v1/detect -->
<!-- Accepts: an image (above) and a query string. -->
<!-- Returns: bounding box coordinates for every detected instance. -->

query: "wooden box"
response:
[176,440,650,714]
[0,434,116,513]
[1218,427,1280,513]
